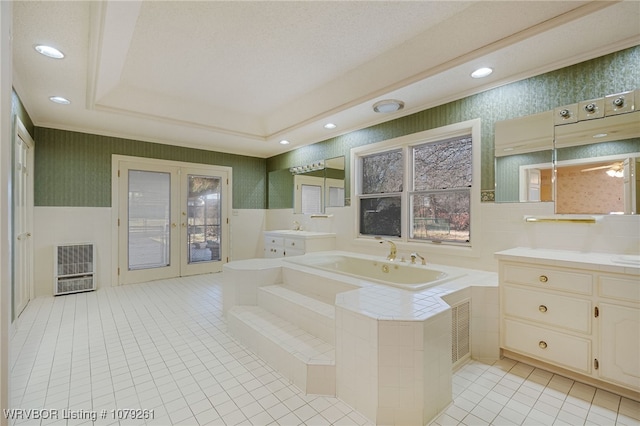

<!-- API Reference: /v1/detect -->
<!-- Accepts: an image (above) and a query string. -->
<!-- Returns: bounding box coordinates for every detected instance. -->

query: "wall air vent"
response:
[54,243,96,295]
[451,299,471,368]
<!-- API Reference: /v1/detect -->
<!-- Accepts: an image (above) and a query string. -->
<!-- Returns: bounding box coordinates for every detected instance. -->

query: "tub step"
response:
[227,305,335,395]
[258,285,335,345]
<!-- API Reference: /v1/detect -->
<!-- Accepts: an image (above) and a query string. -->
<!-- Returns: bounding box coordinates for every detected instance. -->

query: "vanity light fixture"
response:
[471,67,493,78]
[373,99,404,113]
[606,169,624,178]
[49,96,70,105]
[289,160,325,174]
[324,123,337,129]
[279,140,290,145]
[34,44,64,59]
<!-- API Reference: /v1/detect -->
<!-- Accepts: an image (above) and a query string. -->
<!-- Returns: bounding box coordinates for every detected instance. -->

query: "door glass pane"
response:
[128,170,171,270]
[188,175,221,263]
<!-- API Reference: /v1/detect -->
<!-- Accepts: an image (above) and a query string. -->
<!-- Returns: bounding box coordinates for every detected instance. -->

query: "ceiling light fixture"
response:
[373,99,404,113]
[471,67,493,78]
[49,96,70,105]
[324,123,337,129]
[34,44,64,59]
[279,140,290,145]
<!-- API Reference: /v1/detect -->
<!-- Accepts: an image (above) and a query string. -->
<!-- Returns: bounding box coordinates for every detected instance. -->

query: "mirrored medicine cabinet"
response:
[495,89,640,215]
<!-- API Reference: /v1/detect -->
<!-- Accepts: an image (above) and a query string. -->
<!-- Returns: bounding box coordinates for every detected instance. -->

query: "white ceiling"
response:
[11,1,640,158]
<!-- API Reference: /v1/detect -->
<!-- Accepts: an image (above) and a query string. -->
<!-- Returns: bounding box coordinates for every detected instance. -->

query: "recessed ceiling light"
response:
[471,67,493,78]
[279,140,290,145]
[373,99,404,113]
[34,45,64,59]
[324,123,337,129]
[49,96,70,105]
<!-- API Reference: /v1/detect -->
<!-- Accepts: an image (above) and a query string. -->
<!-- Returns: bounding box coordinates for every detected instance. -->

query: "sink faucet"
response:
[378,239,397,261]
[411,252,426,265]
[293,220,301,231]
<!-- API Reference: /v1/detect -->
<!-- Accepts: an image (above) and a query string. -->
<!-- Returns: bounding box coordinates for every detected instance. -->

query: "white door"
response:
[527,169,541,202]
[14,119,34,317]
[118,160,229,284]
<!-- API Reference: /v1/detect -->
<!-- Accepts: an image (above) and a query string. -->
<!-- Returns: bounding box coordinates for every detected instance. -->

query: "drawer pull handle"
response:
[291,242,295,246]
[539,305,548,313]
[539,341,547,349]
[539,275,548,283]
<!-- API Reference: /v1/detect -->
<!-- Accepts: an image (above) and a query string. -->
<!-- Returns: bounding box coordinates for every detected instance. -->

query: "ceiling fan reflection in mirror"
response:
[580,161,624,177]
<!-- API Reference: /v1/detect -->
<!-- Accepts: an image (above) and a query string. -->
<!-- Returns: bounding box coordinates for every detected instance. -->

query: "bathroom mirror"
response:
[554,140,640,215]
[495,151,553,203]
[291,156,345,214]
[494,92,640,214]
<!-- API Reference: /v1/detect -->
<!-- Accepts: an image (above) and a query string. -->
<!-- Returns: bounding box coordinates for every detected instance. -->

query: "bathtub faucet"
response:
[378,238,397,261]
[411,252,426,265]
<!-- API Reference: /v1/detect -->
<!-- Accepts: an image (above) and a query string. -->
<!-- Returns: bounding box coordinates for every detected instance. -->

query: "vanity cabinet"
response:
[496,248,640,396]
[263,231,335,258]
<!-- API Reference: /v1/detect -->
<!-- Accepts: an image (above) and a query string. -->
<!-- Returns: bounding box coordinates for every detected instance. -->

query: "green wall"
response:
[34,128,266,209]
[267,46,640,207]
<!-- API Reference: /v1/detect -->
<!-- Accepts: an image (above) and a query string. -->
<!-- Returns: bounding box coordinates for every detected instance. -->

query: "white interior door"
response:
[118,159,229,284]
[527,169,541,202]
[14,118,34,317]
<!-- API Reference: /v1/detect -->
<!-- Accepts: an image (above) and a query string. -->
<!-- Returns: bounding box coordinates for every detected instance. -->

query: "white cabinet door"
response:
[599,303,640,390]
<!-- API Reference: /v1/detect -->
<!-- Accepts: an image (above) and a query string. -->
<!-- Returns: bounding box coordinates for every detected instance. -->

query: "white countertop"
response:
[264,230,336,238]
[495,247,640,276]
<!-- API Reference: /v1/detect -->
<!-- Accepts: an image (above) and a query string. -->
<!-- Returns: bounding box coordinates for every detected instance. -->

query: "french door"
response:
[117,159,229,285]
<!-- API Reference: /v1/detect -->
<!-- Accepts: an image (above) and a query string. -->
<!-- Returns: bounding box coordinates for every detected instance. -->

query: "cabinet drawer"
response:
[503,319,591,373]
[502,286,592,334]
[503,263,593,295]
[599,275,640,303]
[265,236,284,246]
[285,238,305,251]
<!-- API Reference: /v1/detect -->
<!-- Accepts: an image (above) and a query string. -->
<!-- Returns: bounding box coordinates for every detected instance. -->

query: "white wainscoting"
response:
[34,207,266,297]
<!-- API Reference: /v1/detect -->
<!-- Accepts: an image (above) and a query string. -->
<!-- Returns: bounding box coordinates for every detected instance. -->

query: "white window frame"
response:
[351,118,482,258]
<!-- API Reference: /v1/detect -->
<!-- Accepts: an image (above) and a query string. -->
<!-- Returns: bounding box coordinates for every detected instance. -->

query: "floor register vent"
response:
[451,299,470,368]
[54,243,96,295]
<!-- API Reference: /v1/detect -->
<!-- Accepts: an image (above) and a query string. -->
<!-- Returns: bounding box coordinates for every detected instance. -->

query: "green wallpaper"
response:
[267,46,640,208]
[34,128,266,209]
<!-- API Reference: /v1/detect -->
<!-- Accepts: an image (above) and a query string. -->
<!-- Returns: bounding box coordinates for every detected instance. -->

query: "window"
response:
[353,119,480,249]
[359,149,402,236]
[410,137,472,243]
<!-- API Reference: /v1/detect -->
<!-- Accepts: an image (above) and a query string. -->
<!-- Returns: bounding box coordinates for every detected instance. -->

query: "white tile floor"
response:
[9,274,640,426]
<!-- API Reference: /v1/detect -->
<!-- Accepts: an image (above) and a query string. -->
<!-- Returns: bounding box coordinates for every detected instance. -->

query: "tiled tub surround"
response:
[222,251,498,425]
[496,248,640,402]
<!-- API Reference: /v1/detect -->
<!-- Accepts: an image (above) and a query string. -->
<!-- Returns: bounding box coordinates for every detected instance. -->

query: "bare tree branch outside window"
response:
[357,135,472,243]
